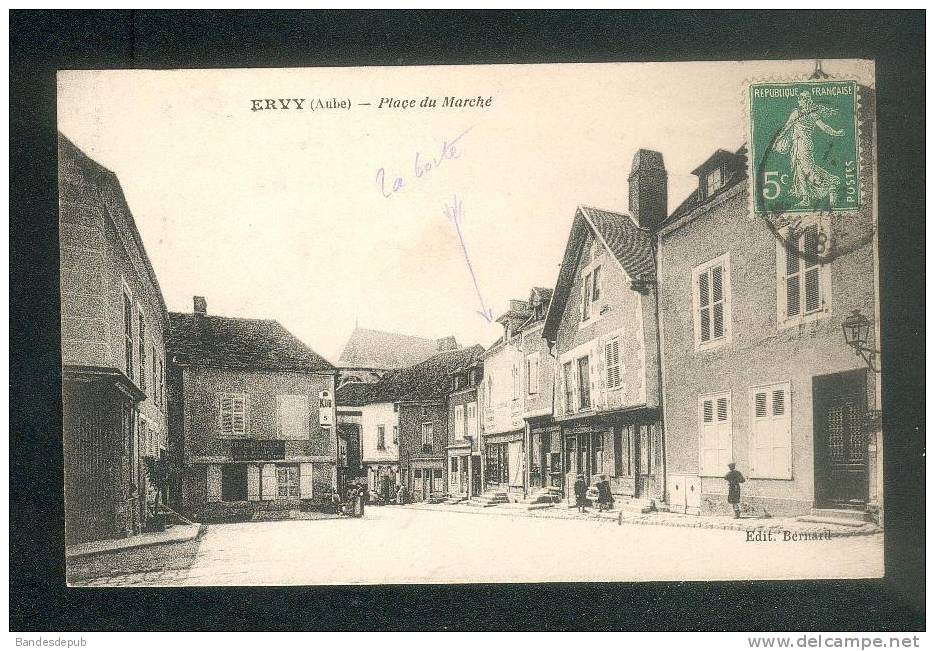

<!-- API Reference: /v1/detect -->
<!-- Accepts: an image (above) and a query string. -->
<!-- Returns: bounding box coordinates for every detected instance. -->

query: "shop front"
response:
[560,410,662,506]
[483,430,525,498]
[528,422,563,493]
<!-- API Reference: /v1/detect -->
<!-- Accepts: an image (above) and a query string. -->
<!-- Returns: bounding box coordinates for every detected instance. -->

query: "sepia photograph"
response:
[55,58,887,587]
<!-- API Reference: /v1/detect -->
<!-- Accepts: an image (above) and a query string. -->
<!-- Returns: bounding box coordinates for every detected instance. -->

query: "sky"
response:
[57,60,873,363]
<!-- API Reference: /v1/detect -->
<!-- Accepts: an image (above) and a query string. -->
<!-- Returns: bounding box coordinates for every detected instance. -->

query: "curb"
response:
[65,523,206,560]
[401,503,882,538]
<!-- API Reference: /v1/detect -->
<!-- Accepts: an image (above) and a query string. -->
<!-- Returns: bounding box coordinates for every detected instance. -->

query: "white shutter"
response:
[299,463,314,498]
[716,396,733,471]
[261,463,277,500]
[749,383,791,479]
[771,386,792,479]
[455,405,464,439]
[589,347,598,407]
[467,403,477,437]
[247,464,260,501]
[206,465,222,502]
[699,398,718,476]
[219,395,233,435]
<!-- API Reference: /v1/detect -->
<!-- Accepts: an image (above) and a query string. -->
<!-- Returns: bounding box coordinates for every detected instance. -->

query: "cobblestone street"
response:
[74,505,883,586]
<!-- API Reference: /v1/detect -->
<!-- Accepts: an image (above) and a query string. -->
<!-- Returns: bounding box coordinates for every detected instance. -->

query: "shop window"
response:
[277,465,299,498]
[221,464,247,502]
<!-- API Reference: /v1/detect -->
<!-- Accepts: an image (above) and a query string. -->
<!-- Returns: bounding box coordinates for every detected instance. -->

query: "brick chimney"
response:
[628,149,668,230]
[436,336,459,351]
[193,296,207,316]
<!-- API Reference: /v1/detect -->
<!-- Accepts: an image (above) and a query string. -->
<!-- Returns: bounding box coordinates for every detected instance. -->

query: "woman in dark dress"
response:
[596,475,614,512]
[573,474,588,513]
[724,462,745,518]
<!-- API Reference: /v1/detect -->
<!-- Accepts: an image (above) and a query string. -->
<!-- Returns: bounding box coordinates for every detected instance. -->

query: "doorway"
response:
[813,370,868,509]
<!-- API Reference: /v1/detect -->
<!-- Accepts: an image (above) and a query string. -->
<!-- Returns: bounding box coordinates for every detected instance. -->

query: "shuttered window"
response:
[138,313,146,393]
[123,292,134,381]
[563,361,574,412]
[605,337,621,389]
[693,255,730,349]
[421,422,434,449]
[392,425,399,444]
[467,402,477,437]
[699,392,732,476]
[749,383,792,479]
[780,224,829,323]
[577,356,591,409]
[277,395,309,440]
[526,352,540,394]
[454,405,465,439]
[219,393,247,436]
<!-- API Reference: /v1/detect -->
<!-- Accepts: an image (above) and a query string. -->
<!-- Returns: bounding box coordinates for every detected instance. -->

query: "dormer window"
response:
[706,167,724,196]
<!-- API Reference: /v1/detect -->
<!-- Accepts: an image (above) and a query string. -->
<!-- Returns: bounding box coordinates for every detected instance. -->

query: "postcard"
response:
[57,59,884,586]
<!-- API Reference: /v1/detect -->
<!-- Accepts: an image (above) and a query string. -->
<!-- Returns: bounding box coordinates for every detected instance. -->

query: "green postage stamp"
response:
[750,80,860,214]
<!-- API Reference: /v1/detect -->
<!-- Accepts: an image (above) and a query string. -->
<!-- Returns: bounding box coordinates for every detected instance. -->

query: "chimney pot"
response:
[193,296,207,315]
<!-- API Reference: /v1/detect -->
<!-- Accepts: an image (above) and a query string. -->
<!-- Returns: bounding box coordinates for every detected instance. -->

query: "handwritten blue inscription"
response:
[443,195,493,323]
[376,125,475,199]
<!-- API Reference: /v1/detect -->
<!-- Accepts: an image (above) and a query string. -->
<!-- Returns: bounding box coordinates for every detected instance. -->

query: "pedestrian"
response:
[724,462,746,519]
[574,473,588,513]
[596,474,614,512]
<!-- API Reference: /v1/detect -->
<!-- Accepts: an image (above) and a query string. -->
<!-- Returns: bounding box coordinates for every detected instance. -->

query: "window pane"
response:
[786,276,801,317]
[786,234,800,275]
[698,272,710,307]
[804,267,820,312]
[713,302,724,339]
[577,357,590,408]
[700,306,711,342]
[803,225,819,258]
[712,266,723,302]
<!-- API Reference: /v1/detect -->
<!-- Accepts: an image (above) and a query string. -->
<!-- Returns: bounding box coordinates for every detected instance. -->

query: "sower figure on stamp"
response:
[724,462,746,519]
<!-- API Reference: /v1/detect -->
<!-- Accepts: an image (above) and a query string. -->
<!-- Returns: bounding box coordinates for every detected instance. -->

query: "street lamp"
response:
[842,309,879,372]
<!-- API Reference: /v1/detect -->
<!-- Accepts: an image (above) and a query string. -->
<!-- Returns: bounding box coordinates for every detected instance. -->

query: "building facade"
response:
[60,134,170,544]
[657,132,882,518]
[520,288,561,495]
[167,297,338,521]
[446,359,483,499]
[542,150,667,508]
[336,382,402,502]
[373,345,484,502]
[479,301,530,500]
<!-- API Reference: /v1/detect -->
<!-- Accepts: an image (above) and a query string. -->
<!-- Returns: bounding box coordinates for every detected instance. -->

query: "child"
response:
[724,462,746,518]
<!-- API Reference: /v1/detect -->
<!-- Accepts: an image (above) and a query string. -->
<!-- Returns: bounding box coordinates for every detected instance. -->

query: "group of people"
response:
[572,462,747,518]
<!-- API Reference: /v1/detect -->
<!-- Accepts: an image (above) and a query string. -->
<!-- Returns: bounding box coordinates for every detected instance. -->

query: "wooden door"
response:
[614,425,636,496]
[635,423,658,498]
[814,371,868,509]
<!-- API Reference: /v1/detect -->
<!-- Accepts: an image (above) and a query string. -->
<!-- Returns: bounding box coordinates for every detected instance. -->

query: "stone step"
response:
[499,500,555,511]
[808,507,872,522]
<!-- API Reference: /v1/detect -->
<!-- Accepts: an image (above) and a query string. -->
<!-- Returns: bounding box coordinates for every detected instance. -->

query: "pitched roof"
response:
[59,133,169,326]
[665,145,748,225]
[542,205,655,341]
[337,327,443,370]
[167,312,334,372]
[368,345,485,403]
[335,382,373,407]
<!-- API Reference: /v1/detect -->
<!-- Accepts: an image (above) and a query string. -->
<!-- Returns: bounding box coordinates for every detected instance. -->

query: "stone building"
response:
[59,134,169,544]
[445,357,483,500]
[478,301,530,501]
[541,150,667,510]
[520,288,561,497]
[371,344,485,502]
[336,381,400,501]
[657,132,882,519]
[167,297,338,521]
